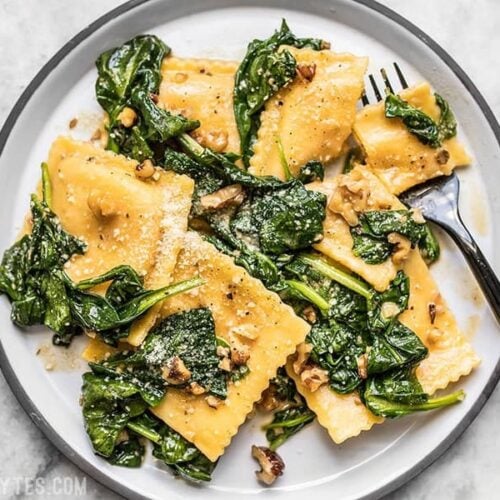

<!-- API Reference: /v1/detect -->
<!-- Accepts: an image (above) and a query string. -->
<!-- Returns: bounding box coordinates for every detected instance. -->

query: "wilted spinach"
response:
[261,368,315,449]
[264,405,315,450]
[0,190,203,345]
[128,413,216,482]
[121,307,227,398]
[82,369,216,481]
[96,35,198,161]
[384,92,457,148]
[350,209,437,265]
[234,20,326,167]
[362,368,464,418]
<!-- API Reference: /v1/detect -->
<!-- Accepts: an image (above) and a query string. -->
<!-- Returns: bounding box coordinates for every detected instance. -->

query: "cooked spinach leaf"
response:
[108,436,145,468]
[296,160,325,183]
[123,307,227,398]
[350,209,433,265]
[419,224,441,264]
[234,20,326,167]
[177,134,282,189]
[384,92,457,148]
[362,369,465,418]
[129,413,216,482]
[82,370,216,481]
[264,405,315,450]
[241,181,326,255]
[436,93,457,143]
[308,318,368,393]
[96,35,198,161]
[81,371,150,457]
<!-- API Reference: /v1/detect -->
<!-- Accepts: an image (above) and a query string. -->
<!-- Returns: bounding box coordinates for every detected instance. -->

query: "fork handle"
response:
[436,214,500,324]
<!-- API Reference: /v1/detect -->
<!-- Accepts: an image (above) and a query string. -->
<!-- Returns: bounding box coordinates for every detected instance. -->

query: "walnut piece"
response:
[292,343,313,375]
[117,107,137,128]
[251,446,285,485]
[206,395,223,408]
[231,344,250,366]
[388,232,412,264]
[357,353,368,380]
[135,159,155,179]
[187,381,206,395]
[297,63,316,82]
[162,356,191,385]
[300,366,329,392]
[199,184,244,210]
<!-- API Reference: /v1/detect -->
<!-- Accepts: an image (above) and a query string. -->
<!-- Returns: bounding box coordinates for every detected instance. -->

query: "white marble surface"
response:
[0,1,498,499]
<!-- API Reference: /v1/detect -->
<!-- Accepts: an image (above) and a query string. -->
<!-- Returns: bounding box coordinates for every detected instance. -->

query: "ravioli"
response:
[152,232,310,461]
[159,56,240,154]
[46,137,194,346]
[353,82,470,194]
[310,167,403,292]
[292,167,479,443]
[249,47,368,179]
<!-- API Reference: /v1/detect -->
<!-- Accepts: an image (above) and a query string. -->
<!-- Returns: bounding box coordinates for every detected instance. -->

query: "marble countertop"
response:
[0,1,498,498]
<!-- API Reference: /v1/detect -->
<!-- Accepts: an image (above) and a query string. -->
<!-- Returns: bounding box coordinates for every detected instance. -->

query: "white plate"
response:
[0,1,499,499]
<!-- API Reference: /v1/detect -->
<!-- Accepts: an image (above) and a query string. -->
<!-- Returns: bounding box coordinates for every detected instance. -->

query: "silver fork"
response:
[364,64,500,323]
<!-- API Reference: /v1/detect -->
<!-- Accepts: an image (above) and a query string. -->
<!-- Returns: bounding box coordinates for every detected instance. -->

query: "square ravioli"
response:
[353,82,470,194]
[46,136,194,346]
[290,167,479,443]
[159,56,240,154]
[249,47,368,179]
[151,232,310,461]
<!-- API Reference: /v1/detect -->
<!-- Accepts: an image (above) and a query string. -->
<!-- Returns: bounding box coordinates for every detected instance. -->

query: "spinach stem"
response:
[299,253,373,300]
[263,413,314,430]
[285,279,330,313]
[41,162,52,208]
[409,390,465,411]
[276,136,292,181]
[126,421,161,444]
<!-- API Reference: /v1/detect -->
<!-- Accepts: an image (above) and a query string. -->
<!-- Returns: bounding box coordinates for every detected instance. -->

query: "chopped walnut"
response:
[150,92,159,104]
[219,356,233,372]
[388,232,412,264]
[231,344,250,366]
[292,343,313,375]
[328,175,372,226]
[216,345,230,358]
[297,63,316,82]
[187,381,206,395]
[206,395,222,408]
[357,354,368,380]
[302,306,317,324]
[435,149,450,165]
[118,107,137,128]
[257,385,283,412]
[162,356,191,385]
[381,301,400,320]
[251,446,285,485]
[300,366,329,392]
[135,159,155,179]
[199,184,244,210]
[193,129,228,152]
[321,40,331,50]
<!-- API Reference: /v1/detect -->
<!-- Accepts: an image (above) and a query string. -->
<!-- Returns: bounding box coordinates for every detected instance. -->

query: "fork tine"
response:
[380,68,394,94]
[361,89,369,106]
[393,62,409,89]
[368,74,382,102]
